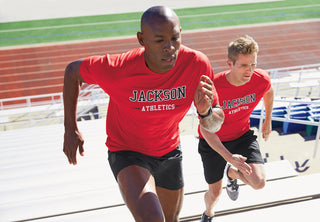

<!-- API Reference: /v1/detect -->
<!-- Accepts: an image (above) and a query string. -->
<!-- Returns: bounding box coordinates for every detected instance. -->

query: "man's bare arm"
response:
[261,86,274,141]
[63,60,85,165]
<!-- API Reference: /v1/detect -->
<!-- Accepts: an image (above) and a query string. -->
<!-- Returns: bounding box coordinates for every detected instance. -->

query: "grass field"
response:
[0,0,319,47]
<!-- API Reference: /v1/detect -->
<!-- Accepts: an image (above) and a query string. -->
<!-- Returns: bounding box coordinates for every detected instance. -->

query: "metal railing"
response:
[268,63,320,98]
[0,84,108,130]
[250,98,320,158]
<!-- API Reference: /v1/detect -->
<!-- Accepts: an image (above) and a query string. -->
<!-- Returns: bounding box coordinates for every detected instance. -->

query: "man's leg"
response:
[117,165,165,222]
[198,138,226,221]
[156,186,184,222]
[228,163,266,190]
[203,179,223,217]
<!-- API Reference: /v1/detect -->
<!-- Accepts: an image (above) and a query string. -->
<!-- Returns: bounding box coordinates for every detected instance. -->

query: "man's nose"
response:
[163,40,174,52]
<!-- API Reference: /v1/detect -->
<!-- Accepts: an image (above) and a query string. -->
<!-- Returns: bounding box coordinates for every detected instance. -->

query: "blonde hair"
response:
[228,35,259,64]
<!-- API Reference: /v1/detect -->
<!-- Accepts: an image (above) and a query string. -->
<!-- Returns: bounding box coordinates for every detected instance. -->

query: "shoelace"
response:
[228,179,238,191]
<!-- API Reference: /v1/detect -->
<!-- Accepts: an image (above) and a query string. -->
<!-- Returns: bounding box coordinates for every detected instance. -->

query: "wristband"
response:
[197,106,213,119]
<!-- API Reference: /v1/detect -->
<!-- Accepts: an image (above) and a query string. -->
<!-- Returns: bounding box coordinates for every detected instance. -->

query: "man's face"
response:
[137,17,181,74]
[227,53,257,86]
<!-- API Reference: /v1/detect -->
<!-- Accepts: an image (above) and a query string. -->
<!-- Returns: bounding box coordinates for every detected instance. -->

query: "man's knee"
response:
[161,203,181,222]
[249,164,266,190]
[251,177,265,190]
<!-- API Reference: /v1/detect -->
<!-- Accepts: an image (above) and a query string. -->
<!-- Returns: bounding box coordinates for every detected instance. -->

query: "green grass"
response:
[0,0,319,47]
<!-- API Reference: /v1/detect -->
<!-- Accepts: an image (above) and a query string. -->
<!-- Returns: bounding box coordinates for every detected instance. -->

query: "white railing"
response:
[0,84,102,110]
[0,85,108,129]
[0,93,63,110]
[268,63,320,98]
[251,98,320,158]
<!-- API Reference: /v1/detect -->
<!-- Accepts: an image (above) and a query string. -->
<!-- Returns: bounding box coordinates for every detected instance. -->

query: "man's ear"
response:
[226,59,233,68]
[137,32,144,46]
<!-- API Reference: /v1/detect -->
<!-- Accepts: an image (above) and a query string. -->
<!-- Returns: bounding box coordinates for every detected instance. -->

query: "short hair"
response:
[228,35,259,64]
[140,6,178,30]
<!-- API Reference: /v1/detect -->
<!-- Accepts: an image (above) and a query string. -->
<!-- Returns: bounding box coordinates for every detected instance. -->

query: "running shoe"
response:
[225,163,239,201]
[200,212,214,222]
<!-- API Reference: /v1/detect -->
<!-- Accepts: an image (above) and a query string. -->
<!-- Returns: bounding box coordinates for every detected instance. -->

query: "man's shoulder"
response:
[253,68,271,81]
[123,47,144,58]
[179,45,208,60]
[106,47,144,66]
[214,70,228,80]
[254,68,269,76]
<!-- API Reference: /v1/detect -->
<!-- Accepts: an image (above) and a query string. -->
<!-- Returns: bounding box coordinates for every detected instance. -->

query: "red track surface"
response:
[0,20,319,100]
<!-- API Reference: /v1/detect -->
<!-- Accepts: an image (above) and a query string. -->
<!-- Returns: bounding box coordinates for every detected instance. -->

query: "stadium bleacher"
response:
[3,119,319,222]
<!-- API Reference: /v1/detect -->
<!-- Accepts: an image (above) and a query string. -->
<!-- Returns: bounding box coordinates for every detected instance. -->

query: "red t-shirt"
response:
[80,45,217,156]
[199,69,271,142]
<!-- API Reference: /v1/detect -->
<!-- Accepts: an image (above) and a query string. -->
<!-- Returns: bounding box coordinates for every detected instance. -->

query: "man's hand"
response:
[194,75,214,116]
[228,154,252,175]
[63,60,84,165]
[200,129,251,175]
[63,129,85,165]
[262,120,272,141]
[195,75,224,133]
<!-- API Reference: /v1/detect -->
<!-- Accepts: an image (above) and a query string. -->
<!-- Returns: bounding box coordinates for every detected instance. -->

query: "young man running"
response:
[198,35,274,222]
[63,6,229,222]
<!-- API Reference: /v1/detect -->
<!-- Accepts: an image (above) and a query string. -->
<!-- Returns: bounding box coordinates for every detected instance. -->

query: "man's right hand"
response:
[63,60,84,165]
[228,154,252,175]
[63,129,85,165]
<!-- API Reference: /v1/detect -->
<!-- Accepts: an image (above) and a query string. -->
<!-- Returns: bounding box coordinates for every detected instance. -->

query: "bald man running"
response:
[63,6,229,222]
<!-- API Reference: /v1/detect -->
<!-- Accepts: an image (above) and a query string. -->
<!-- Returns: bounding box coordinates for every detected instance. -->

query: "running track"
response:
[0,20,319,100]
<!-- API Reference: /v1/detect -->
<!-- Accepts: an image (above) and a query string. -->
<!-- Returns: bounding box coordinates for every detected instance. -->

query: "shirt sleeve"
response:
[80,55,107,85]
[258,68,272,93]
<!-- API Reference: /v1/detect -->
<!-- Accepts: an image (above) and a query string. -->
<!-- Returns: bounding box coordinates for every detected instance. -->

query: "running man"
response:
[63,6,227,222]
[198,35,274,222]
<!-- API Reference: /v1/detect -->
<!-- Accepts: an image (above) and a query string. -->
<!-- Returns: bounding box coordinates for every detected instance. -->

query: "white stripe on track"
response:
[1,4,319,33]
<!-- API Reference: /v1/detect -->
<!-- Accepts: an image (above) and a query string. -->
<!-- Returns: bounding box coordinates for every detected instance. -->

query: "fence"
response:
[0,85,108,130]
[269,63,320,98]
[250,98,320,158]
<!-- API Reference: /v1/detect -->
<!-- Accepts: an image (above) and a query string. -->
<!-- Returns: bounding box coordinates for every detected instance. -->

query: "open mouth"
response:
[162,56,175,64]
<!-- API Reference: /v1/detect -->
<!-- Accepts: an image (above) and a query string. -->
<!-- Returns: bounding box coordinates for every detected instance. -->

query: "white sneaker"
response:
[225,163,239,201]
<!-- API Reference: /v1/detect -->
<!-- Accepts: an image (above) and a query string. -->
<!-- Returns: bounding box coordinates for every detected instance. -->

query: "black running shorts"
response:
[108,144,184,190]
[198,130,264,184]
